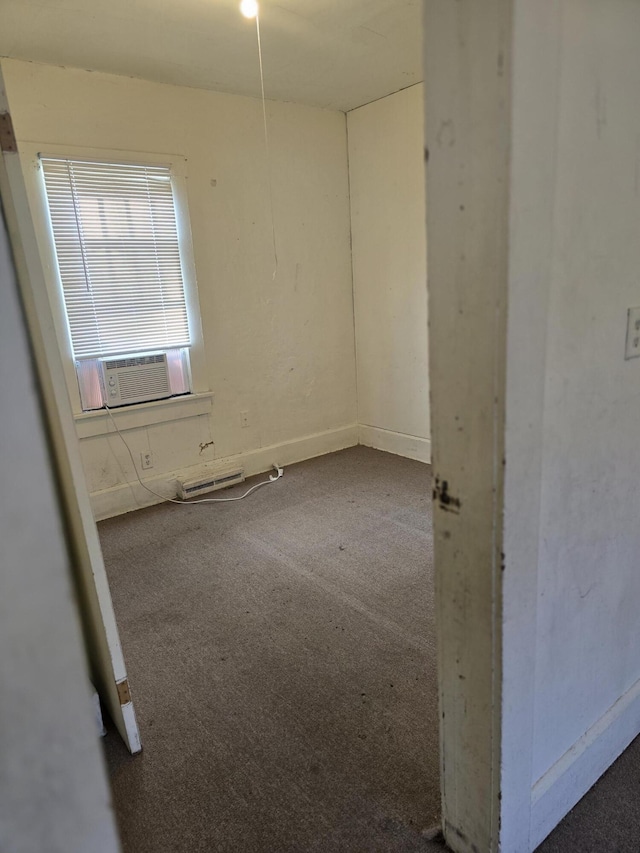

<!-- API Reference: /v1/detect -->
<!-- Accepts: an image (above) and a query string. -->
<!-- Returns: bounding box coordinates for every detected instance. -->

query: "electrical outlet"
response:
[240,411,250,429]
[625,307,640,359]
[141,451,154,470]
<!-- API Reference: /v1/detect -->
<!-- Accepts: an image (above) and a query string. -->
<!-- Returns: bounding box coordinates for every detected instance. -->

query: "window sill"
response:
[74,392,214,439]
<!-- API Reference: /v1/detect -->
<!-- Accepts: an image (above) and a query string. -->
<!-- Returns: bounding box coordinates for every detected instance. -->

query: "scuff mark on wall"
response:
[444,820,479,853]
[579,582,597,600]
[436,118,456,148]
[594,80,607,139]
[433,477,462,514]
[199,440,214,454]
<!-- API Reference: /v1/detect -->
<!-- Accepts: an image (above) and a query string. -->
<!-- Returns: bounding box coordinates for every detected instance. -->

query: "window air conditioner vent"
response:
[99,353,171,407]
[104,354,166,370]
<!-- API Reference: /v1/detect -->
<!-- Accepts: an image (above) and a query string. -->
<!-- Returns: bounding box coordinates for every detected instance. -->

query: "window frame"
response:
[20,143,208,415]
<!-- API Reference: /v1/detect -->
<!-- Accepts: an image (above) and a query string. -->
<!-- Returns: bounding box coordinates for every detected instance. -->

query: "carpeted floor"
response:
[100,446,442,852]
[535,734,640,852]
[100,444,640,852]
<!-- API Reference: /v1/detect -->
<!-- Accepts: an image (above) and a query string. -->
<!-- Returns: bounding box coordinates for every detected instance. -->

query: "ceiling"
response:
[0,0,423,112]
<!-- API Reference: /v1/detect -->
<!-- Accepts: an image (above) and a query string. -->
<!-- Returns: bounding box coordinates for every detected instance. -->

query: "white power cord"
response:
[104,404,283,505]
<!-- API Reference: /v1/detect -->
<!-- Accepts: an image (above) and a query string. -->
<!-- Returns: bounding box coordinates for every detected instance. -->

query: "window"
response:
[41,157,194,410]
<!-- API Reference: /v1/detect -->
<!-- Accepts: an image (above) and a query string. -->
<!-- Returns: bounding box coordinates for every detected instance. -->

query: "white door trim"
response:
[0,67,141,754]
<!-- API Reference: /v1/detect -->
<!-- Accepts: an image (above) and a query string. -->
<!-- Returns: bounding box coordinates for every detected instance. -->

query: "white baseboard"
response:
[358,424,431,464]
[530,675,640,849]
[90,424,359,520]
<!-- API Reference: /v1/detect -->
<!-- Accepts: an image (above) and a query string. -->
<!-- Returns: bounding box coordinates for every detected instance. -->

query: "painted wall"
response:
[506,0,640,845]
[425,1,640,848]
[1,58,358,517]
[530,0,640,818]
[348,84,430,463]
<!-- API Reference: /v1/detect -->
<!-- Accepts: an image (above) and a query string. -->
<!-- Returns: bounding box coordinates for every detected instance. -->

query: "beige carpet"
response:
[100,446,442,852]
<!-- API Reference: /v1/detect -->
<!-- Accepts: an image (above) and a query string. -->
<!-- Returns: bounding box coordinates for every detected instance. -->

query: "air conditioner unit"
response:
[99,353,172,407]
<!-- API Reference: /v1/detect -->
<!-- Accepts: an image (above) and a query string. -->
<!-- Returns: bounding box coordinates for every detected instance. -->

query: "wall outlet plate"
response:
[625,307,640,360]
[141,451,154,470]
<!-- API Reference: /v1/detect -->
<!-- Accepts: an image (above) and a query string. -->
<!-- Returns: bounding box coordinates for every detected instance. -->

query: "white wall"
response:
[347,84,430,463]
[425,1,640,849]
[528,0,640,841]
[1,58,358,517]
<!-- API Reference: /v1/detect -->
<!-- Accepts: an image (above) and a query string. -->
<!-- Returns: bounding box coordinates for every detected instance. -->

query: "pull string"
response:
[256,13,278,281]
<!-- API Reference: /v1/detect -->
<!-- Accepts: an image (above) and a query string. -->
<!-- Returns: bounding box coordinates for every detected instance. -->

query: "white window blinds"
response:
[41,158,191,359]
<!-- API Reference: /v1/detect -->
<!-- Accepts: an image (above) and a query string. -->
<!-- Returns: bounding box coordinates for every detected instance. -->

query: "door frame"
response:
[0,68,141,754]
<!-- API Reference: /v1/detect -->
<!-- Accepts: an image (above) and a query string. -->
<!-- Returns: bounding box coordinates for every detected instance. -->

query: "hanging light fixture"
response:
[240,0,259,19]
[238,0,278,280]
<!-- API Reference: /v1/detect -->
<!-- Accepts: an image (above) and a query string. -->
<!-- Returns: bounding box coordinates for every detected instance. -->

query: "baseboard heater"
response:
[177,468,245,500]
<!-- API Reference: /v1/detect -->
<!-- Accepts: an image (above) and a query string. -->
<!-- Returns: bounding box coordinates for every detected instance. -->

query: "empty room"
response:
[5,2,640,853]
[0,1,436,850]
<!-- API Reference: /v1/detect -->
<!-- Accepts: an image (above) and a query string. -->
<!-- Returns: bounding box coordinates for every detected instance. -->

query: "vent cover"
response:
[177,468,245,500]
[104,354,166,370]
[99,353,171,407]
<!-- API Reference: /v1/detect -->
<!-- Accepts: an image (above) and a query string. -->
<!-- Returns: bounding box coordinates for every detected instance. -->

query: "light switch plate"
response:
[625,307,640,360]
